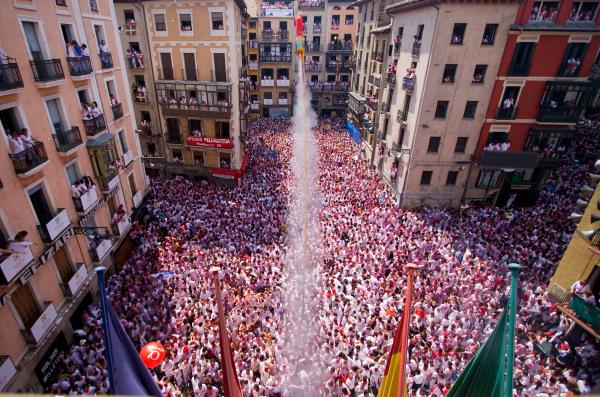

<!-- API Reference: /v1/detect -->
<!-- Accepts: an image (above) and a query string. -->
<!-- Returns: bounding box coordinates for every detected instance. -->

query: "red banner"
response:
[186,136,233,149]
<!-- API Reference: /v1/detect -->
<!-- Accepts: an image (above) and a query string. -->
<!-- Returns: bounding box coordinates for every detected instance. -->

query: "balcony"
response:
[133,190,143,207]
[160,100,232,118]
[250,102,260,111]
[402,76,415,91]
[156,81,233,117]
[99,171,119,193]
[366,97,378,110]
[276,78,290,87]
[66,56,92,77]
[326,62,352,73]
[111,103,124,120]
[249,61,259,70]
[0,246,34,284]
[537,106,583,122]
[139,123,155,137]
[277,30,289,41]
[122,150,133,167]
[371,52,384,63]
[66,263,89,296]
[397,109,408,123]
[588,64,600,82]
[73,186,99,214]
[90,237,112,263]
[305,63,321,72]
[113,217,130,237]
[299,0,324,9]
[27,303,58,344]
[53,127,83,154]
[9,141,49,177]
[412,42,421,57]
[0,357,17,390]
[558,296,600,338]
[508,64,531,77]
[0,59,24,92]
[82,114,107,136]
[249,40,258,49]
[381,102,390,113]
[37,208,70,242]
[278,98,289,105]
[99,52,113,69]
[125,21,137,36]
[328,42,353,52]
[313,25,322,33]
[306,42,321,52]
[588,232,600,255]
[496,106,518,120]
[261,79,275,87]
[260,54,292,62]
[322,82,349,92]
[167,134,183,144]
[264,98,274,105]
[386,72,396,85]
[30,59,64,83]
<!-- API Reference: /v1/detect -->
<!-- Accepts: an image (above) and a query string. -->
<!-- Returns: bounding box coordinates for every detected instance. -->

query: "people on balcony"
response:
[112,204,127,225]
[190,128,202,137]
[6,231,34,254]
[404,65,415,79]
[387,61,397,77]
[20,128,33,150]
[8,129,25,155]
[71,180,90,198]
[133,84,147,102]
[99,40,110,54]
[81,44,90,57]
[565,57,581,75]
[484,140,510,151]
[141,119,152,134]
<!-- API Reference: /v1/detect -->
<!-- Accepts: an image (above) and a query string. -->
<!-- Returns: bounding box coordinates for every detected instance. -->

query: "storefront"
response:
[34,332,68,389]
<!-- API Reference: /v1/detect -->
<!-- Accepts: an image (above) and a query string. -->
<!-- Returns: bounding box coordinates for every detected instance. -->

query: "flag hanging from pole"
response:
[377,311,408,397]
[445,306,509,397]
[212,269,243,397]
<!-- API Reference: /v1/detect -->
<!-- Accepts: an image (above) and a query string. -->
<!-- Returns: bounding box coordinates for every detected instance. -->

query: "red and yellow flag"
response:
[377,312,409,397]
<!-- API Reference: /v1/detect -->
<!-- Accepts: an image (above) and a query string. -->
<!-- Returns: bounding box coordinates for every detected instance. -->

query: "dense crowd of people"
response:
[48,117,600,396]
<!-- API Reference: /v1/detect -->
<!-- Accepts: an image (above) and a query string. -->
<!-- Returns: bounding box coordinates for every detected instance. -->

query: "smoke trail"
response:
[281,56,322,394]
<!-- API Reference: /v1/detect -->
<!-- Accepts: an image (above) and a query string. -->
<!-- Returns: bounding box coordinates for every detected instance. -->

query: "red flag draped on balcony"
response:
[211,268,242,397]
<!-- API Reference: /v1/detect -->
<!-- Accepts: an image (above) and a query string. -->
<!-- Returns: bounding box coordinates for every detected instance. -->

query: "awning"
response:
[479,151,539,170]
[86,132,114,147]
[371,24,391,34]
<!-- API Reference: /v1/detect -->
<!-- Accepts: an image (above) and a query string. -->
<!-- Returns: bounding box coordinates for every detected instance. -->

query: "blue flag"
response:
[104,301,163,396]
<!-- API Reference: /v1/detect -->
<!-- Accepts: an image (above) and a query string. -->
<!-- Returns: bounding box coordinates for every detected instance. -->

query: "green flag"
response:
[446,307,508,397]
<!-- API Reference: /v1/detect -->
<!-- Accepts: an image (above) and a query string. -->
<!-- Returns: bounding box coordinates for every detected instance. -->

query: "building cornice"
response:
[386,0,520,15]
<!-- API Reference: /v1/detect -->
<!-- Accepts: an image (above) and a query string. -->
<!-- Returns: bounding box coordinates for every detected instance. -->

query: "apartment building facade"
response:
[246,16,261,119]
[0,0,147,392]
[464,0,600,207]
[114,0,249,185]
[258,0,294,117]
[348,0,519,208]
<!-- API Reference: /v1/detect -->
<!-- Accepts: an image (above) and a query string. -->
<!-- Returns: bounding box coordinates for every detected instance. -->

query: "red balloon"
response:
[140,342,166,369]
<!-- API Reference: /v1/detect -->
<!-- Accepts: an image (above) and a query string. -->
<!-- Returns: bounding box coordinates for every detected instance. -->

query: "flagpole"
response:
[95,267,115,395]
[505,263,521,397]
[398,263,418,397]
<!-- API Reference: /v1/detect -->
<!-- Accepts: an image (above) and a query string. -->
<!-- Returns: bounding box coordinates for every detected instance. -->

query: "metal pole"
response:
[398,263,418,396]
[95,266,115,395]
[505,263,521,397]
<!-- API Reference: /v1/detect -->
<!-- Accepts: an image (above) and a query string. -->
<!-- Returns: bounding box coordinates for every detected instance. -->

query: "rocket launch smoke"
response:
[281,53,323,394]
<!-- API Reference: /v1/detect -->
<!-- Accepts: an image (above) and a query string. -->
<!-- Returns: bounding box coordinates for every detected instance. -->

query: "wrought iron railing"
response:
[53,127,83,152]
[9,141,48,174]
[30,59,64,82]
[0,58,23,91]
[66,56,92,76]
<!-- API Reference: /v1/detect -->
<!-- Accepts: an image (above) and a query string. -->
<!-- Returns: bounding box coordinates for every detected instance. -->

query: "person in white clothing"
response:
[8,130,25,154]
[7,231,34,253]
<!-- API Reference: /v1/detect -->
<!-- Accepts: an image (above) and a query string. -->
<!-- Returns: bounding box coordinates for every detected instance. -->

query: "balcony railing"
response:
[564,296,600,334]
[387,72,396,85]
[99,172,119,193]
[496,106,518,120]
[111,103,123,120]
[321,82,349,92]
[73,186,99,213]
[30,59,64,82]
[249,40,258,49]
[113,217,130,237]
[508,63,531,76]
[90,237,112,262]
[313,25,322,33]
[537,106,583,122]
[125,21,137,36]
[402,76,415,91]
[0,59,24,91]
[276,78,290,87]
[299,0,325,8]
[27,303,58,344]
[66,56,92,76]
[306,42,321,52]
[589,64,600,82]
[261,30,289,41]
[249,61,259,70]
[277,30,289,41]
[53,127,83,153]
[371,52,384,62]
[9,141,49,175]
[326,62,352,72]
[412,42,421,57]
[0,246,34,284]
[37,208,70,242]
[259,54,292,62]
[99,52,113,69]
[82,114,106,136]
[397,109,408,122]
[328,42,353,52]
[305,63,321,71]
[160,101,232,117]
[167,134,183,144]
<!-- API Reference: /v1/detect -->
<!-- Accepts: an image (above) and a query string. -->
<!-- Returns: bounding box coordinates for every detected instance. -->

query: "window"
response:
[22,21,46,61]
[482,24,498,45]
[435,101,449,118]
[12,283,41,329]
[279,91,288,100]
[416,24,424,40]
[211,12,224,31]
[46,98,67,134]
[472,64,487,83]
[451,23,466,44]
[446,171,459,186]
[124,10,135,21]
[215,121,230,138]
[558,43,588,76]
[427,136,441,153]
[179,13,192,32]
[463,101,478,118]
[219,152,231,168]
[60,23,76,45]
[454,137,468,153]
[345,15,354,25]
[154,14,166,31]
[530,1,559,22]
[189,119,202,136]
[420,170,433,185]
[28,183,54,226]
[54,246,74,286]
[442,64,457,83]
[508,42,536,76]
[171,148,182,163]
[249,21,256,29]
[193,152,204,166]
[65,163,80,185]
[476,169,502,188]
[486,131,509,145]
[118,129,129,154]
[264,92,272,99]
[128,173,137,196]
[569,2,599,21]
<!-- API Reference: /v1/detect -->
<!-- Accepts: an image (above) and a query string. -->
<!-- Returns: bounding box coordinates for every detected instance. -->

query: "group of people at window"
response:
[484,140,511,152]
[66,40,91,58]
[125,48,144,69]
[159,93,229,109]
[530,3,559,21]
[82,102,103,121]
[70,175,95,198]
[132,83,148,102]
[7,127,36,156]
[329,39,352,50]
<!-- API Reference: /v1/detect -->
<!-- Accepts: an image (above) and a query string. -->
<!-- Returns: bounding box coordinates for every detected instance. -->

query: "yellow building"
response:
[0,0,147,392]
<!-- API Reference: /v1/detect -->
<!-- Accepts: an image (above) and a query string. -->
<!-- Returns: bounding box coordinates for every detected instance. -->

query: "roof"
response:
[86,132,114,147]
[479,151,539,170]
